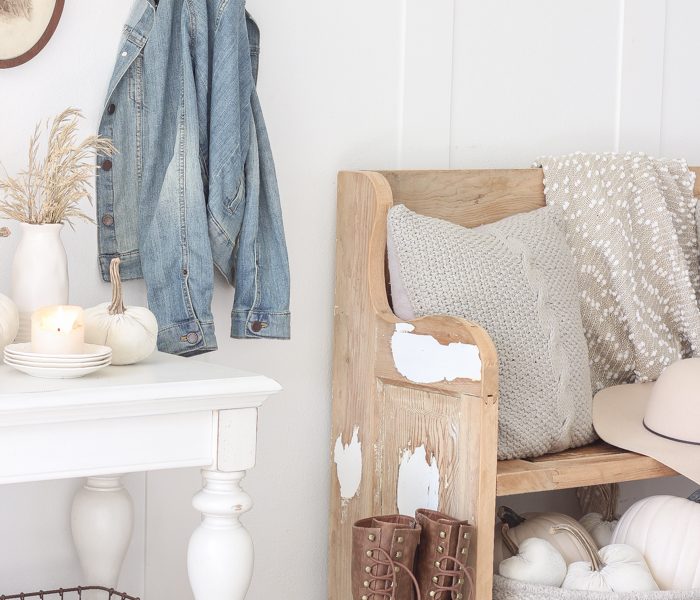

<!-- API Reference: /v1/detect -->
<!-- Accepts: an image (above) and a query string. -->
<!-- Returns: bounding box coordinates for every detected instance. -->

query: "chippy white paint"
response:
[396,445,440,516]
[391,323,481,383]
[333,426,362,500]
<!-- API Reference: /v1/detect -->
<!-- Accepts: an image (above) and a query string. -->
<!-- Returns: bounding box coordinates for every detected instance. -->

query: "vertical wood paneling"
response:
[616,0,667,154]
[659,0,700,162]
[449,0,621,168]
[398,0,455,168]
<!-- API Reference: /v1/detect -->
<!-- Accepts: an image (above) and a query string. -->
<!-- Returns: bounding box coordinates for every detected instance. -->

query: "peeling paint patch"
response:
[333,426,362,500]
[391,323,481,383]
[396,445,439,516]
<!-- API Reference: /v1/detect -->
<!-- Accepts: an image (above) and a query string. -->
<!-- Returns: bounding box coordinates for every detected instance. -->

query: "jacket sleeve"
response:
[230,89,291,339]
[137,0,218,357]
[206,8,291,340]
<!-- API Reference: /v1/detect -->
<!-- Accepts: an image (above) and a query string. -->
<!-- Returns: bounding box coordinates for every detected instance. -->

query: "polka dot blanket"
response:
[535,152,700,392]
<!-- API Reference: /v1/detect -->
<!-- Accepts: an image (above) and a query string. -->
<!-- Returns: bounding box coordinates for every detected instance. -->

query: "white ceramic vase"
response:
[11,223,69,342]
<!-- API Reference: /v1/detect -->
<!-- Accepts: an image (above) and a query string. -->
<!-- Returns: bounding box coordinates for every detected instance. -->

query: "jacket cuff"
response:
[157,319,218,356]
[231,310,291,339]
[99,251,143,281]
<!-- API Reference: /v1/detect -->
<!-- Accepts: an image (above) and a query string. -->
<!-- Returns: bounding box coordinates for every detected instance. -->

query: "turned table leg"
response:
[71,476,134,599]
[187,469,254,600]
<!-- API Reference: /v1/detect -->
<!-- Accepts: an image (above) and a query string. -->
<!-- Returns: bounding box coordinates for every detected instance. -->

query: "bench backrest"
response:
[379,167,700,227]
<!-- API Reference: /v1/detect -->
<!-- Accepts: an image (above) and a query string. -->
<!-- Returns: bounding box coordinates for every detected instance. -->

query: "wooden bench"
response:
[328,168,698,600]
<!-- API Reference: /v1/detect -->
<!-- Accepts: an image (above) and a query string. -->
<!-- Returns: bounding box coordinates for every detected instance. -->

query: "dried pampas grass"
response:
[0,108,115,227]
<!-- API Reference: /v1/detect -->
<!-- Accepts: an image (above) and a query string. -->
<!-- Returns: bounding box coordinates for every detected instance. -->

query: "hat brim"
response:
[593,383,700,485]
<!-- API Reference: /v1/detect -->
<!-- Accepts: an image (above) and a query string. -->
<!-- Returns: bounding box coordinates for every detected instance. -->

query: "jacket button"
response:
[251,321,263,333]
[185,332,200,344]
[101,214,114,226]
[107,103,116,115]
[102,159,113,171]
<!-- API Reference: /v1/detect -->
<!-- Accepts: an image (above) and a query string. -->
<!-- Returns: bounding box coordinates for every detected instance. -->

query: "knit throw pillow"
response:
[387,204,595,460]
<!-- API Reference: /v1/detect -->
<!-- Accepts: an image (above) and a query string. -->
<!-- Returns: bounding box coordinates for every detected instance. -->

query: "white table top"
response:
[0,352,281,426]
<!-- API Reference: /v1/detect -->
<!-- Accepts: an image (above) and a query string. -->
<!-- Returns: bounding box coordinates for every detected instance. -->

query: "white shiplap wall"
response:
[0,1,697,599]
[400,0,699,169]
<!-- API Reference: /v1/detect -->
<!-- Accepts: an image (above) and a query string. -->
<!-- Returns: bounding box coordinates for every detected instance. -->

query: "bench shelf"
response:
[497,442,677,497]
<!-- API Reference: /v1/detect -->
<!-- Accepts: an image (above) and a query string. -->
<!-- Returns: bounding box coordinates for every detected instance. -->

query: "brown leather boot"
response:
[352,515,422,600]
[414,509,475,600]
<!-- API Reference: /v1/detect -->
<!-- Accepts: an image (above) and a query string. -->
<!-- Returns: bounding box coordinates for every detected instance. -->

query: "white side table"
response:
[0,352,281,600]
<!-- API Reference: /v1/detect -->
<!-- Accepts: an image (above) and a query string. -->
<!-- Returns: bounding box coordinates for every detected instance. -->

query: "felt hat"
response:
[593,357,700,485]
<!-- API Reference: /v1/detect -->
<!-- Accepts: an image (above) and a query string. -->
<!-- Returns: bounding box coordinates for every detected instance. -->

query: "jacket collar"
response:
[103,0,156,112]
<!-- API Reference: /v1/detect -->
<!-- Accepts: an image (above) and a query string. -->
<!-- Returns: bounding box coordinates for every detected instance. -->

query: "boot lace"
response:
[364,546,422,600]
[431,555,475,600]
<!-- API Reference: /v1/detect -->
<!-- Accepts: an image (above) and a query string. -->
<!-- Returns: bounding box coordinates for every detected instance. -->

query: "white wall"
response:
[0,1,698,599]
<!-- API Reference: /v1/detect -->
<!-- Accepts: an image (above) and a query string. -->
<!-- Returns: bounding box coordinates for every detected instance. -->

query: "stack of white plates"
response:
[3,343,112,379]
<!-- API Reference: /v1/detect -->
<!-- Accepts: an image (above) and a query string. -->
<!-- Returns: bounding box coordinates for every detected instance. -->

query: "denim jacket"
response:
[96,0,290,356]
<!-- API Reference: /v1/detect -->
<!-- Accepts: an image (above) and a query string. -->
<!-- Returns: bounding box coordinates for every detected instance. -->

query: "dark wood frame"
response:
[0,0,65,69]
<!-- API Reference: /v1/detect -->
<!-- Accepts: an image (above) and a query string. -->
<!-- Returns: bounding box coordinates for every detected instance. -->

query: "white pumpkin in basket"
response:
[498,524,567,587]
[579,485,619,548]
[0,292,19,351]
[493,506,598,570]
[612,495,700,590]
[553,524,658,593]
[580,512,618,549]
[84,258,158,365]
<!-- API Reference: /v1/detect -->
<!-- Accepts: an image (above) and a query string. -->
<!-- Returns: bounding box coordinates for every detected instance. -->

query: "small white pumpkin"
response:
[580,512,618,549]
[554,524,658,593]
[498,524,567,587]
[493,506,598,571]
[612,495,700,590]
[84,258,158,365]
[579,485,619,548]
[0,292,19,351]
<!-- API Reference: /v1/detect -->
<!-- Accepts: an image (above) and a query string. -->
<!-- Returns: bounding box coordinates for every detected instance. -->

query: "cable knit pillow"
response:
[387,204,595,460]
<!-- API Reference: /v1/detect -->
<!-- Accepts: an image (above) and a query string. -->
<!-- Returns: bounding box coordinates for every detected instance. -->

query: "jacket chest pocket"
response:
[127,54,145,108]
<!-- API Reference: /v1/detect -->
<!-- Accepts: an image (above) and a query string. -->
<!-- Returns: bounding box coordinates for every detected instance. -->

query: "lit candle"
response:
[31,305,85,355]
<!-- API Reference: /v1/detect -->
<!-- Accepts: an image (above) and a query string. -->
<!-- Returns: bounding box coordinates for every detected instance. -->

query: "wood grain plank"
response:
[380,169,545,228]
[496,443,677,496]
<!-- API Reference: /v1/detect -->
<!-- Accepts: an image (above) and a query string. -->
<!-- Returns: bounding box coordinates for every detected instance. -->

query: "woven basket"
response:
[493,575,700,600]
[0,587,139,599]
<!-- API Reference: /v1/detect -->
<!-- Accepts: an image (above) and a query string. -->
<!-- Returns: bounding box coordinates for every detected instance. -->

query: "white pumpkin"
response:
[493,506,598,571]
[579,484,619,548]
[0,292,19,351]
[84,258,158,365]
[498,524,567,587]
[580,512,618,548]
[612,495,700,590]
[554,524,658,593]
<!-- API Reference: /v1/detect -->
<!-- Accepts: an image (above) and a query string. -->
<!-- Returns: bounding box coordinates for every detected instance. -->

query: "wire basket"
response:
[0,587,140,600]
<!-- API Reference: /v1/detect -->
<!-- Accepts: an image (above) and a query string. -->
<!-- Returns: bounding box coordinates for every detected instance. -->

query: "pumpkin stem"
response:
[0,227,10,238]
[500,524,520,557]
[602,484,619,522]
[551,524,605,571]
[497,506,527,528]
[108,257,126,315]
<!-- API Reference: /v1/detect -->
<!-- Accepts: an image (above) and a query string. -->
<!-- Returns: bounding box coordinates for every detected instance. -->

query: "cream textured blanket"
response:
[536,153,700,392]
